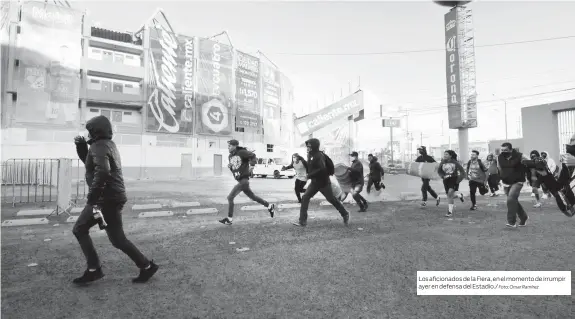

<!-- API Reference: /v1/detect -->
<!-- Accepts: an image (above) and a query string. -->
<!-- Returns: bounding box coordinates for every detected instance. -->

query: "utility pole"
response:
[390,118,394,164]
[420,132,423,148]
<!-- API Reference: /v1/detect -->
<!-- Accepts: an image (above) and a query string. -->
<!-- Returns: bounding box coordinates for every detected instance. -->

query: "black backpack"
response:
[322,152,335,176]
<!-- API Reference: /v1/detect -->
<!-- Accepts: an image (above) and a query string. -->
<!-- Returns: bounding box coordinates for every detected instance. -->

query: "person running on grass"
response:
[485,153,500,197]
[282,153,308,203]
[497,142,530,228]
[526,150,544,208]
[415,146,441,207]
[292,138,350,227]
[348,151,368,212]
[466,150,488,211]
[540,151,556,199]
[366,153,385,194]
[219,140,275,225]
[437,150,466,217]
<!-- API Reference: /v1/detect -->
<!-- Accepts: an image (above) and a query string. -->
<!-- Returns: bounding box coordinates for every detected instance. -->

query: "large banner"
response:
[196,38,234,135]
[235,51,261,130]
[280,72,295,147]
[16,2,82,126]
[146,15,194,134]
[294,90,364,137]
[261,61,281,143]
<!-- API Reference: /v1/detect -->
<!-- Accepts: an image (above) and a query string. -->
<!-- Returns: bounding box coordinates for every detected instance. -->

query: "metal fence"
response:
[1,158,88,206]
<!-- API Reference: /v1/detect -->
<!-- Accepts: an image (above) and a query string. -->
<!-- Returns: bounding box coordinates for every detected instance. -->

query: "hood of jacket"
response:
[418,146,428,156]
[305,138,321,153]
[369,156,378,163]
[86,115,113,144]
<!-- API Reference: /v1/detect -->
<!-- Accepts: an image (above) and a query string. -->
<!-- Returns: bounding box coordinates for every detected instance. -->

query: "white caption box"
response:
[417,271,571,296]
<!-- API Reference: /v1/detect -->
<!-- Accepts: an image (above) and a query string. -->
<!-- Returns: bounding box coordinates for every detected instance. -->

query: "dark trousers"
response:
[539,174,575,211]
[469,180,484,205]
[487,174,500,193]
[299,181,349,225]
[421,178,438,201]
[367,177,382,193]
[351,183,367,208]
[504,182,528,225]
[294,179,307,202]
[227,178,268,217]
[73,202,150,270]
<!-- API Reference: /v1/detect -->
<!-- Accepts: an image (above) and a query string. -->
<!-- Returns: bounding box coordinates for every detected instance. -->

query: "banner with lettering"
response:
[261,61,281,144]
[280,72,295,147]
[16,2,82,127]
[195,38,234,135]
[146,14,194,134]
[235,51,261,131]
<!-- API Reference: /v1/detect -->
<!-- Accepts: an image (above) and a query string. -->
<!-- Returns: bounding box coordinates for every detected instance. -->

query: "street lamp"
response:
[492,94,508,140]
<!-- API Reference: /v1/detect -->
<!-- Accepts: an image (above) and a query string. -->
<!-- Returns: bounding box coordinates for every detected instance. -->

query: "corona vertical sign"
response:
[444,8,463,129]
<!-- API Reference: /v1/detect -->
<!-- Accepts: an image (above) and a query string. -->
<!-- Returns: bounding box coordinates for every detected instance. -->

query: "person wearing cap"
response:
[415,146,440,207]
[367,153,385,194]
[218,139,276,225]
[348,151,368,212]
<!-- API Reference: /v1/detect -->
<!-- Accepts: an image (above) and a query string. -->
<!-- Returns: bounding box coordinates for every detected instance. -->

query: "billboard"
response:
[235,51,261,130]
[280,72,295,146]
[196,38,234,135]
[16,2,82,126]
[261,61,281,143]
[294,90,364,137]
[146,15,194,134]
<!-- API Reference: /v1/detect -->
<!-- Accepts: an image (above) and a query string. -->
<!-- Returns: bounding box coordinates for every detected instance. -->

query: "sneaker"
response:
[533,202,542,208]
[470,205,478,211]
[363,202,369,211]
[343,213,350,226]
[458,193,465,203]
[292,220,306,227]
[445,211,453,217]
[518,216,529,227]
[531,193,535,198]
[506,223,517,228]
[73,267,104,285]
[490,193,496,197]
[268,203,276,218]
[542,194,548,200]
[560,206,574,217]
[436,197,441,206]
[218,217,232,225]
[421,201,427,207]
[358,206,366,212]
[133,261,159,283]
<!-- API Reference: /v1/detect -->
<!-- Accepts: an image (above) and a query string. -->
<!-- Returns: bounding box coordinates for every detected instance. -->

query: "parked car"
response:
[252,157,295,179]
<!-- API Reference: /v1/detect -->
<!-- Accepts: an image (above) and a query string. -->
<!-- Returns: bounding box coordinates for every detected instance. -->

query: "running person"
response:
[526,150,543,208]
[540,151,556,199]
[366,154,385,194]
[485,153,500,196]
[282,153,308,203]
[466,150,488,211]
[437,150,466,217]
[219,140,275,225]
[497,142,529,228]
[415,146,440,207]
[349,151,368,212]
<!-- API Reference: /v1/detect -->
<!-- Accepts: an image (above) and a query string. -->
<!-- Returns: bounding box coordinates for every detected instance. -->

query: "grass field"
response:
[1,198,573,319]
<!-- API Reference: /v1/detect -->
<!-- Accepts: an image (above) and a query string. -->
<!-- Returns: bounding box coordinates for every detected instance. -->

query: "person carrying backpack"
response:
[292,138,350,227]
[465,150,488,211]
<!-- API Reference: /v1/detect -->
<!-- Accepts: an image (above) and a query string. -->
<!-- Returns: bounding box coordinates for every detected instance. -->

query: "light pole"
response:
[492,94,508,140]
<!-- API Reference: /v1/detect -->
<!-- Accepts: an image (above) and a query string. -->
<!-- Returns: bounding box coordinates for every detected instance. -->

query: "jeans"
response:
[73,202,150,270]
[504,182,528,225]
[227,178,269,217]
[367,177,382,193]
[351,183,367,208]
[294,179,307,202]
[299,181,349,225]
[421,178,438,201]
[539,174,575,212]
[469,180,484,206]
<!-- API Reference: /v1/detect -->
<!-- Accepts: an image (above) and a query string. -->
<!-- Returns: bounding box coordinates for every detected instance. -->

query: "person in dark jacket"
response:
[497,142,529,228]
[219,140,275,225]
[465,150,488,211]
[525,150,544,208]
[348,151,368,212]
[282,153,308,203]
[485,153,500,196]
[415,146,440,207]
[366,154,385,194]
[293,138,350,227]
[72,115,158,285]
[437,150,466,217]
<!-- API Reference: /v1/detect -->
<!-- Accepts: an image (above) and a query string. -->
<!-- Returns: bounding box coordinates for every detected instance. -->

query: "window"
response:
[102,81,111,92]
[112,111,122,122]
[88,78,101,90]
[123,83,139,95]
[88,47,102,60]
[235,127,245,132]
[114,52,124,64]
[102,50,113,62]
[267,144,274,152]
[101,109,111,119]
[112,83,123,93]
[123,54,141,67]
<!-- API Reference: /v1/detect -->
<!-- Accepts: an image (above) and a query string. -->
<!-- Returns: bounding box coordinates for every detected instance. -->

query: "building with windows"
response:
[1,4,295,179]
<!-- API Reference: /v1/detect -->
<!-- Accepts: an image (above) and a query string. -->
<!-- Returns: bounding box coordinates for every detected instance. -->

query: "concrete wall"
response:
[521,100,575,161]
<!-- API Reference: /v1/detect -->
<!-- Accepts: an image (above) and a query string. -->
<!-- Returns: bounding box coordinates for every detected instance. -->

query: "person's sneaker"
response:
[458,193,465,202]
[470,205,478,211]
[445,211,453,217]
[436,197,441,206]
[518,216,529,227]
[133,261,159,283]
[421,201,427,207]
[542,194,548,200]
[506,223,517,228]
[490,193,496,197]
[363,202,369,211]
[73,267,104,285]
[343,213,349,226]
[291,220,306,227]
[268,203,276,218]
[560,206,574,217]
[533,202,542,208]
[218,217,232,225]
[531,193,536,198]
[358,207,366,212]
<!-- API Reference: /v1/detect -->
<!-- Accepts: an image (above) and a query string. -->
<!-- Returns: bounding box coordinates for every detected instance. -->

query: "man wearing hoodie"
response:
[293,138,350,227]
[540,151,556,199]
[282,153,308,203]
[485,153,500,196]
[219,140,276,225]
[415,146,440,207]
[72,115,158,285]
[497,142,529,228]
[466,150,488,211]
[367,153,385,194]
[348,151,368,212]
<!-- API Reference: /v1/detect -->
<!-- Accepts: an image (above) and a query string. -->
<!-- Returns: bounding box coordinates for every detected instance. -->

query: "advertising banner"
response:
[196,38,234,135]
[444,8,466,129]
[16,2,82,126]
[146,14,194,134]
[280,72,295,146]
[235,51,261,130]
[294,90,364,137]
[261,61,281,143]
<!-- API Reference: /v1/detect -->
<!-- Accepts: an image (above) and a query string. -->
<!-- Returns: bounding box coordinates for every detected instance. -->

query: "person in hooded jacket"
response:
[72,115,158,285]
[367,154,385,194]
[282,153,308,203]
[292,138,350,227]
[415,146,440,207]
[497,142,530,228]
[437,150,466,217]
[540,151,556,199]
[465,150,488,211]
[485,153,500,196]
[525,150,544,208]
[219,140,276,225]
[348,151,368,212]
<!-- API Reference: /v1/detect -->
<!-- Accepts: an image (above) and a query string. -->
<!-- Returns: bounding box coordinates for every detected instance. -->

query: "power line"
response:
[270,35,575,56]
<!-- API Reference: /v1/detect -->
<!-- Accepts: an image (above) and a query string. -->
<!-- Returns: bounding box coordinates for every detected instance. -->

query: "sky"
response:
[71,0,575,149]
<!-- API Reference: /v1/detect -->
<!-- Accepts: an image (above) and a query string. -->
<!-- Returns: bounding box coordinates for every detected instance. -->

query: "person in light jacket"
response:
[485,153,500,196]
[282,153,308,203]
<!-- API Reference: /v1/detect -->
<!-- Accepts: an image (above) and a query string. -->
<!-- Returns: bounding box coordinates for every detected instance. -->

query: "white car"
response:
[252,157,296,179]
